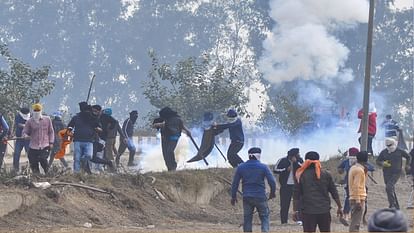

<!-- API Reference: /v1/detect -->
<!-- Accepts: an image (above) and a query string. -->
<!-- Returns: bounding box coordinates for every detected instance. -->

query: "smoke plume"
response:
[259,0,369,83]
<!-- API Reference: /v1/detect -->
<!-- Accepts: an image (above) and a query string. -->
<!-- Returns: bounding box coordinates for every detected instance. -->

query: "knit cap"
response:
[248,147,261,160]
[368,208,408,232]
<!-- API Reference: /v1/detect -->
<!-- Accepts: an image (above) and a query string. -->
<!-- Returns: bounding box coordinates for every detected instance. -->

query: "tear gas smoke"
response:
[259,0,368,84]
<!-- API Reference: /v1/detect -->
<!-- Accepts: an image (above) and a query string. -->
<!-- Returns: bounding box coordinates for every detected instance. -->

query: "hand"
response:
[337,208,343,218]
[383,160,392,168]
[268,192,276,200]
[230,198,237,206]
[49,144,54,149]
[287,166,292,172]
[123,138,128,144]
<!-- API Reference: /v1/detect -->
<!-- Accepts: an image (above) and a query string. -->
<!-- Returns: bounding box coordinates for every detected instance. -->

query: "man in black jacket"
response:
[116,110,138,167]
[153,107,191,171]
[274,148,303,224]
[67,102,102,173]
[293,151,343,232]
[376,137,410,209]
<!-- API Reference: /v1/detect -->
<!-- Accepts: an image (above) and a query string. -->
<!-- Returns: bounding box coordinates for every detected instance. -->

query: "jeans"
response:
[13,139,29,171]
[73,141,93,173]
[243,197,270,232]
[343,186,350,215]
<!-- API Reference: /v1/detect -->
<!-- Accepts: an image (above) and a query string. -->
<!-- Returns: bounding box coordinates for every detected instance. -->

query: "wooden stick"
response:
[51,181,114,197]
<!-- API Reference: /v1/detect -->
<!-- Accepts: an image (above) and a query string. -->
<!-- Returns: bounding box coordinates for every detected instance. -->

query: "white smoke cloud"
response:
[259,0,369,83]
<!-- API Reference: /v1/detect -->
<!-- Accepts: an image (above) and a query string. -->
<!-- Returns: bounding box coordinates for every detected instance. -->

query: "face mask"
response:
[33,112,41,121]
[349,157,357,166]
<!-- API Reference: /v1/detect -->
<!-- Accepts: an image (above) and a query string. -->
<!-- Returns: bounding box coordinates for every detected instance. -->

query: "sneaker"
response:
[407,206,414,209]
[297,221,303,226]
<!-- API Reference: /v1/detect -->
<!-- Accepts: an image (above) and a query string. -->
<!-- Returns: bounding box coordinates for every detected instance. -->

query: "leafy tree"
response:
[143,50,248,127]
[257,85,312,135]
[0,44,54,123]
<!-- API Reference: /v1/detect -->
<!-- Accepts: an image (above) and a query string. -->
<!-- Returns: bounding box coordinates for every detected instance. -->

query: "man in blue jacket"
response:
[231,147,276,232]
[214,109,244,167]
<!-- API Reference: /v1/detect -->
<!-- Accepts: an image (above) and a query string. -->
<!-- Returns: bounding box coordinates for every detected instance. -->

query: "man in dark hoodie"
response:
[213,109,244,167]
[153,107,191,171]
[116,110,138,167]
[273,148,303,224]
[12,107,30,172]
[67,102,102,173]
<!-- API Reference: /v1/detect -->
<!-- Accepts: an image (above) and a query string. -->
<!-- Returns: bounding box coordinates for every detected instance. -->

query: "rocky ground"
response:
[0,156,412,233]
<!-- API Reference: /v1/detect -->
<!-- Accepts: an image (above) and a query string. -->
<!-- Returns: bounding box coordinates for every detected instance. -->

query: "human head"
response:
[348,147,359,165]
[20,107,30,115]
[129,110,138,122]
[368,208,408,232]
[348,147,359,157]
[52,111,62,119]
[226,109,237,118]
[159,107,177,119]
[288,148,299,159]
[19,107,31,121]
[31,103,43,121]
[369,103,376,113]
[248,147,261,160]
[78,101,89,112]
[32,103,42,112]
[103,108,112,116]
[304,151,319,161]
[385,114,392,120]
[356,151,368,163]
[385,138,397,153]
[91,104,102,117]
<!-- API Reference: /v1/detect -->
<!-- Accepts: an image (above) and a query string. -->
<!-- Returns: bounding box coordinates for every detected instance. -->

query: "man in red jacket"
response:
[357,105,377,155]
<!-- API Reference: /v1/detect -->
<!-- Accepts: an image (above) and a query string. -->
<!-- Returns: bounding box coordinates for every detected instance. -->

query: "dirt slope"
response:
[0,163,412,232]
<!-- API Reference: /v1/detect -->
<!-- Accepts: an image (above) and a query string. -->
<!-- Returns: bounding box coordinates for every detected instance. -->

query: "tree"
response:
[0,44,54,123]
[143,50,248,127]
[257,85,313,135]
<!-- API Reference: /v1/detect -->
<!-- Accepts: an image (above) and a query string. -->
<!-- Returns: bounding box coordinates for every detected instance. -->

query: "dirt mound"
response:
[0,168,238,232]
[0,165,412,232]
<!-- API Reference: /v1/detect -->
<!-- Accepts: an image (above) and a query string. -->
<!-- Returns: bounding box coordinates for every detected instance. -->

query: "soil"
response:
[0,157,412,233]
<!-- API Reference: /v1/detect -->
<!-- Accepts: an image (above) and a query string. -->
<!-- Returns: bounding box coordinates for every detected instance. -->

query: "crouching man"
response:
[230,147,276,232]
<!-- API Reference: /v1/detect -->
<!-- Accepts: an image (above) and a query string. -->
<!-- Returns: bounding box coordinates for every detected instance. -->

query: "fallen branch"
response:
[51,182,116,198]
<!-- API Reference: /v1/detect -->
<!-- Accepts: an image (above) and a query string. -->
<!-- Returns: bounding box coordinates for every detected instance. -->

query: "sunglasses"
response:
[386,144,393,147]
[33,109,41,112]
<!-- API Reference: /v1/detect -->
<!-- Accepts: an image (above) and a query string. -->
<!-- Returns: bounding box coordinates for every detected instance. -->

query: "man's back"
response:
[295,168,339,214]
[231,160,276,200]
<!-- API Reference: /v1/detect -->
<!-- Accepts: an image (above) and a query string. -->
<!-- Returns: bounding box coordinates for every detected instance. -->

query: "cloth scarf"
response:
[295,159,321,183]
